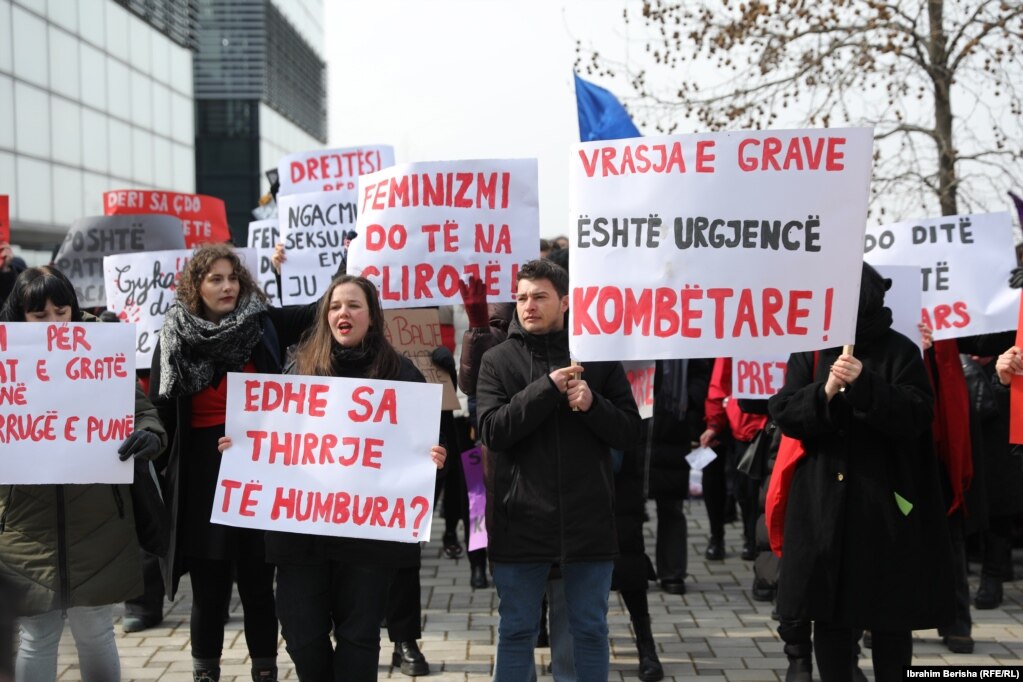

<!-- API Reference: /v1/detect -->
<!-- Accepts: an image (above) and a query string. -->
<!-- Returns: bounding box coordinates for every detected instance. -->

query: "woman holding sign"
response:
[150,244,319,682]
[768,264,953,682]
[0,265,167,682]
[221,274,446,682]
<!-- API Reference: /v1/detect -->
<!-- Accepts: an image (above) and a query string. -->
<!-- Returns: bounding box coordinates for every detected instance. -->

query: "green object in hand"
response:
[894,492,913,516]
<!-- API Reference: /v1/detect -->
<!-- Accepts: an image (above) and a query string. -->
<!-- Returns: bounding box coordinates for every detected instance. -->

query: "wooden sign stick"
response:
[571,360,581,412]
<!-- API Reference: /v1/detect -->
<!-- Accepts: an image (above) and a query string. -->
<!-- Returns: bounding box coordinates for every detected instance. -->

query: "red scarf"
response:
[926,339,973,515]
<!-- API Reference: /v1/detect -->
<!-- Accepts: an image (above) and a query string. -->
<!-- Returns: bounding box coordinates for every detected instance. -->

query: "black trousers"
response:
[276,561,397,682]
[386,565,422,642]
[814,622,909,682]
[654,497,687,582]
[125,549,165,620]
[188,557,278,660]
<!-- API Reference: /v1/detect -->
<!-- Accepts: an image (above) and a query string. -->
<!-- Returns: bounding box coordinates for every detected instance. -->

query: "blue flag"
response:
[574,73,640,142]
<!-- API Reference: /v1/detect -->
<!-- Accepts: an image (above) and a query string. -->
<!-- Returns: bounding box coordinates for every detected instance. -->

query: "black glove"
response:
[1010,266,1023,289]
[431,346,457,386]
[118,429,162,461]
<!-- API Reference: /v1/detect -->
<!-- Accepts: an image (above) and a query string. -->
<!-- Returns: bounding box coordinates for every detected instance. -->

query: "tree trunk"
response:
[928,0,957,216]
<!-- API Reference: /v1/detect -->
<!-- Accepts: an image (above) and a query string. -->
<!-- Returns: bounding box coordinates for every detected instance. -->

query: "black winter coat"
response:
[769,331,954,630]
[646,359,710,501]
[150,306,316,598]
[476,319,641,564]
[265,356,427,568]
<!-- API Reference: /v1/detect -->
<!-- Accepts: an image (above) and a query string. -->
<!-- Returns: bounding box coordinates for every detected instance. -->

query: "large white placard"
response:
[103,248,260,368]
[0,323,136,484]
[873,264,925,351]
[213,373,442,542]
[248,219,280,307]
[347,158,540,309]
[278,144,395,196]
[277,191,357,305]
[568,128,874,361]
[865,212,1017,341]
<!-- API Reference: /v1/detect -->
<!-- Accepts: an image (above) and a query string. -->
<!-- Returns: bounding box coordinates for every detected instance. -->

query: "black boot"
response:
[785,656,812,682]
[633,616,664,682]
[975,574,1003,609]
[251,665,278,681]
[392,641,430,676]
[193,669,220,682]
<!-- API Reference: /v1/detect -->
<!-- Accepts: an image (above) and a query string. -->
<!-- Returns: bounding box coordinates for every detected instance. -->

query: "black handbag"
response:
[736,421,776,480]
[131,460,170,557]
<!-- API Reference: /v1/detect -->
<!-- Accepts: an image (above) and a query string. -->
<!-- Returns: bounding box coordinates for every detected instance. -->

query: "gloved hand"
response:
[458,276,490,328]
[431,346,457,386]
[1010,266,1023,289]
[118,429,162,461]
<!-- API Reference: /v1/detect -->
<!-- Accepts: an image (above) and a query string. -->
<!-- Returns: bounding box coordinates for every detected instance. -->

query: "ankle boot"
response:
[632,616,664,682]
[251,665,278,681]
[785,656,812,682]
[975,574,1003,609]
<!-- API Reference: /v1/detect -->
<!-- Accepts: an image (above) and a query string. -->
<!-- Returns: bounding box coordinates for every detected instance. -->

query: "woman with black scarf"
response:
[768,263,954,682]
[150,243,318,682]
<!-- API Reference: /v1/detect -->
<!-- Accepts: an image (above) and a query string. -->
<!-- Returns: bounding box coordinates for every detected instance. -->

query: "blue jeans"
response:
[492,561,612,682]
[17,606,120,682]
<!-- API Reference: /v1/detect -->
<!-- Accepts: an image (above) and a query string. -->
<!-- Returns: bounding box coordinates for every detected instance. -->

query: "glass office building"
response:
[0,0,198,251]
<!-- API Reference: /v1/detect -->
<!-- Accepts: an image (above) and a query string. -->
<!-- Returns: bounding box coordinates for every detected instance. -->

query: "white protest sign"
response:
[865,212,1017,341]
[0,322,136,484]
[54,215,186,308]
[213,373,442,542]
[622,361,655,420]
[278,144,395,196]
[248,219,280,307]
[731,356,789,400]
[347,158,540,309]
[874,264,924,352]
[277,191,357,305]
[568,128,874,361]
[103,248,260,368]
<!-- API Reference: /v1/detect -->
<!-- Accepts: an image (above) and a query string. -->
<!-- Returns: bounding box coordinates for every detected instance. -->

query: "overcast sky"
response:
[326,1,641,239]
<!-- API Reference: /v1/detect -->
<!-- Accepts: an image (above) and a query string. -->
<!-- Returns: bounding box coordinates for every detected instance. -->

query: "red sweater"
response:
[704,358,768,443]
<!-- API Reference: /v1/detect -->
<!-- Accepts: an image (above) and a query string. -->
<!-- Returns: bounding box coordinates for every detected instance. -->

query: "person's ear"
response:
[559,295,569,314]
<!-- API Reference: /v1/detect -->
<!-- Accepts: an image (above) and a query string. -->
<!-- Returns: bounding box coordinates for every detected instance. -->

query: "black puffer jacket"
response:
[476,318,641,564]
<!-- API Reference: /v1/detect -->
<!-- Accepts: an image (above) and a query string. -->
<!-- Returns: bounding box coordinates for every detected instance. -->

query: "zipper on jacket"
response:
[56,485,71,615]
[111,486,125,519]
[0,486,14,533]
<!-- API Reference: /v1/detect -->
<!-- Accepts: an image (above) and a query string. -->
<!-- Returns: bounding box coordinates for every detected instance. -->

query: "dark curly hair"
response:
[175,243,266,318]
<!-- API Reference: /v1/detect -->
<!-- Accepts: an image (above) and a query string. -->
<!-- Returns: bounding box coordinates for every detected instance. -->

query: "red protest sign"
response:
[1010,292,1023,445]
[0,195,9,243]
[103,190,230,247]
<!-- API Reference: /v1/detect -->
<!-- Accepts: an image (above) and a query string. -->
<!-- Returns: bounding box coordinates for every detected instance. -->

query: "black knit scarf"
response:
[158,294,266,398]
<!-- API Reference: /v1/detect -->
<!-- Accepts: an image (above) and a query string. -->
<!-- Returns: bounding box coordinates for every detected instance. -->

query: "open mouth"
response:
[337,321,353,334]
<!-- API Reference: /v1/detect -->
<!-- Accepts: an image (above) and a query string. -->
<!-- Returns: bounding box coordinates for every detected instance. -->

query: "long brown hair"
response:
[176,243,266,318]
[294,275,403,379]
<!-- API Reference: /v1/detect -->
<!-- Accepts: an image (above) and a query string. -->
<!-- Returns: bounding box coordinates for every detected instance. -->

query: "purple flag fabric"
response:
[1010,191,1023,230]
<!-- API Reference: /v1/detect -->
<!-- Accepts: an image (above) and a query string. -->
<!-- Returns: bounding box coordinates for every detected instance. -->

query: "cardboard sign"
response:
[213,373,442,542]
[568,128,874,361]
[383,309,460,411]
[622,361,655,420]
[277,144,395,196]
[104,190,231,247]
[248,219,280,307]
[347,158,540,309]
[461,446,488,551]
[865,212,1017,341]
[277,190,358,305]
[0,195,9,243]
[103,248,260,368]
[54,215,186,308]
[0,322,136,484]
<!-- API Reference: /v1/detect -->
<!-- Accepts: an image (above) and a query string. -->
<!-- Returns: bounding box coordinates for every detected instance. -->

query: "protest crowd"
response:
[1,125,1023,682]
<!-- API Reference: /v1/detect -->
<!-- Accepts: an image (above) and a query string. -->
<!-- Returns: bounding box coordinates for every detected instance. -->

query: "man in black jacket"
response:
[477,259,641,681]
